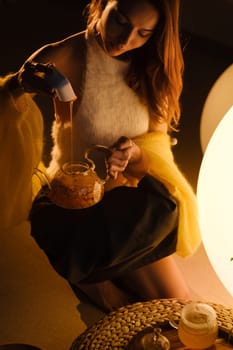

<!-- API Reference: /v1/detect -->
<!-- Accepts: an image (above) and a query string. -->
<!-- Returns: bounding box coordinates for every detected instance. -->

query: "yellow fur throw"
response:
[132,132,202,257]
[0,74,44,230]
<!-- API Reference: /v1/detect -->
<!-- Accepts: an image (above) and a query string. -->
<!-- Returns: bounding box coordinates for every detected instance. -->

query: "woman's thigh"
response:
[118,255,190,299]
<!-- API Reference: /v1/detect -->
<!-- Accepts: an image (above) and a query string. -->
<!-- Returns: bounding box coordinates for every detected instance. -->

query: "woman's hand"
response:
[6,62,57,99]
[18,61,56,96]
[107,136,141,179]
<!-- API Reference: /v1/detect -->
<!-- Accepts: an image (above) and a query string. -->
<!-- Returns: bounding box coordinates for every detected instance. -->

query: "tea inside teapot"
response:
[48,161,105,209]
[33,145,111,209]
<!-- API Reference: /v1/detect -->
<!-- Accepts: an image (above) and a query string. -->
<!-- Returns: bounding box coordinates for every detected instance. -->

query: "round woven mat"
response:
[70,298,233,350]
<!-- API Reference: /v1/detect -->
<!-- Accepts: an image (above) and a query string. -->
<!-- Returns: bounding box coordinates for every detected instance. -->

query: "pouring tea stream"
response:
[29,62,111,209]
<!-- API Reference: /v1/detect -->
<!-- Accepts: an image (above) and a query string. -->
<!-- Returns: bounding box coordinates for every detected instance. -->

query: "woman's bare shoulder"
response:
[56,30,87,47]
[26,30,87,65]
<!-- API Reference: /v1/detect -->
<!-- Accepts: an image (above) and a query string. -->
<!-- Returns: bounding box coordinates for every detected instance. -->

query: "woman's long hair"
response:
[86,0,184,131]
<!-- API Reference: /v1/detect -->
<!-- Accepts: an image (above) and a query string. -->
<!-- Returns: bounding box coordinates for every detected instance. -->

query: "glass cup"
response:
[170,302,218,349]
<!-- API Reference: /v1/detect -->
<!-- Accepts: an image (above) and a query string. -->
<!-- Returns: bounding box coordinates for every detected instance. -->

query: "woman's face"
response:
[96,0,160,56]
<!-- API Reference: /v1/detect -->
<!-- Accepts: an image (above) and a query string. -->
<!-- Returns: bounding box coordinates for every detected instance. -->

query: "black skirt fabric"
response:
[29,174,178,284]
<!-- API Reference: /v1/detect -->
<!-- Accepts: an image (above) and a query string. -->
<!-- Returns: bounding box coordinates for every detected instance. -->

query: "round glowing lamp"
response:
[197,64,233,298]
[197,105,233,297]
[200,64,233,152]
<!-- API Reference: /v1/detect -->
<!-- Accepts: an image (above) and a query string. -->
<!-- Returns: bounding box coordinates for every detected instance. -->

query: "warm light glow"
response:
[200,64,233,152]
[197,106,233,297]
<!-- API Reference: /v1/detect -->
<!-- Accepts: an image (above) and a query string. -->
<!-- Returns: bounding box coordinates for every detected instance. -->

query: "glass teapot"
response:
[35,145,111,209]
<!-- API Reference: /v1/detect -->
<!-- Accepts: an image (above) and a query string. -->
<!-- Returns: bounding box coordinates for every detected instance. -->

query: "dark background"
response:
[1,0,233,189]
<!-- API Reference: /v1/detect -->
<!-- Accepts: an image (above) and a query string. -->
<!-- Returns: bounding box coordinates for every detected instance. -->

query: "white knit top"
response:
[47,34,149,177]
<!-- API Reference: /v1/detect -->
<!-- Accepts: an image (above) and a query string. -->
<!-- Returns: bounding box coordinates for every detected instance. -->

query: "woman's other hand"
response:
[107,136,141,179]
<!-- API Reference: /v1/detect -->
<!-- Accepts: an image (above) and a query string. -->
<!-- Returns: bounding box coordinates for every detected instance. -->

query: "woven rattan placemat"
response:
[70,298,233,350]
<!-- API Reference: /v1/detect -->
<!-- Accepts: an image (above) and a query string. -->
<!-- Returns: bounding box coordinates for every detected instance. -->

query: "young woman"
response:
[0,0,201,312]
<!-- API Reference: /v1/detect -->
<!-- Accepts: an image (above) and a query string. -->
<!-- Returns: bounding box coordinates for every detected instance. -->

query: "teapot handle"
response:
[33,167,51,190]
[84,144,112,182]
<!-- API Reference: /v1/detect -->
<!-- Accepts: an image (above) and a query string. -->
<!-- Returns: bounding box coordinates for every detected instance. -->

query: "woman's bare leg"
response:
[76,279,137,312]
[76,255,189,312]
[118,255,190,300]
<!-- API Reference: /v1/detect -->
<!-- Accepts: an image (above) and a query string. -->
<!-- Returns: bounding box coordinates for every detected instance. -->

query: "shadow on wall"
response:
[0,0,87,74]
[180,0,233,49]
